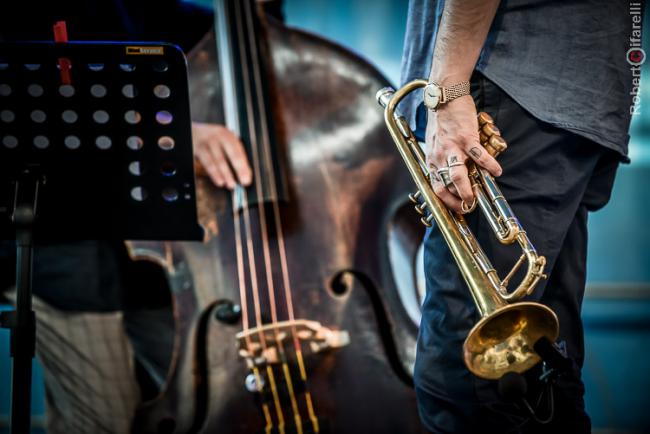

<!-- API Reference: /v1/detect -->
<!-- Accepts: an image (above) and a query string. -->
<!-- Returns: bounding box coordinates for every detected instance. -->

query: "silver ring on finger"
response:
[447,155,465,167]
[437,167,453,187]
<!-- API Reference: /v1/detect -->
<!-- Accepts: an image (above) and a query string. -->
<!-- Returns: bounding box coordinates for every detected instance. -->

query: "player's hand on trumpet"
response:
[425,94,502,213]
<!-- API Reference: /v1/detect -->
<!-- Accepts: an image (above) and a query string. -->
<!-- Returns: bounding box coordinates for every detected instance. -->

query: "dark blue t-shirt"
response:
[400,0,641,159]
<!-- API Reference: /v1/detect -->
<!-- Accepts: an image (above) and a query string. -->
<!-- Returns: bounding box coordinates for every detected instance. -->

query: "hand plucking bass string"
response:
[192,122,252,189]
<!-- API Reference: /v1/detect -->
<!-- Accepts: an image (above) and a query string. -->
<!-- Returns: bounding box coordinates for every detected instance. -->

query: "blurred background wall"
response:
[1,1,648,432]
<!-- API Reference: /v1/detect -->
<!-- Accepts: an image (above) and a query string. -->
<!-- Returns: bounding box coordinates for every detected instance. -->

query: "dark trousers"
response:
[413,73,620,433]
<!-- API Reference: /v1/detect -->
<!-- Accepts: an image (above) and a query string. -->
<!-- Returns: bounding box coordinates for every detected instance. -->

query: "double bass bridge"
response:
[236,319,350,367]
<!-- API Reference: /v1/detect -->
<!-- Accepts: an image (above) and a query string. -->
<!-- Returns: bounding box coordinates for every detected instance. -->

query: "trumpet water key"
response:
[377,80,559,380]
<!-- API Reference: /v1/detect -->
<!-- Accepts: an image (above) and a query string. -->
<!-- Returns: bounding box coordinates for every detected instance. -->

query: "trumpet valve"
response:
[477,112,494,126]
[487,135,507,155]
[420,214,433,227]
[414,202,427,215]
[478,119,507,157]
[408,191,421,203]
[481,122,501,138]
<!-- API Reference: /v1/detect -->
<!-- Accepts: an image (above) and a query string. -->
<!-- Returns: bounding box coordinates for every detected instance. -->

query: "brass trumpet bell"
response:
[464,302,558,380]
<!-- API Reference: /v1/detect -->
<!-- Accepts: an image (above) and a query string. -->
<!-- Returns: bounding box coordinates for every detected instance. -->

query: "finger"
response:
[447,159,474,205]
[196,148,225,187]
[431,177,463,213]
[431,139,448,170]
[466,142,502,177]
[216,126,253,186]
[208,141,237,190]
[431,140,461,198]
[428,163,442,185]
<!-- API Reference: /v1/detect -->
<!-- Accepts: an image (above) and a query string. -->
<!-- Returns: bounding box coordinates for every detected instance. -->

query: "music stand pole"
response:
[0,169,40,434]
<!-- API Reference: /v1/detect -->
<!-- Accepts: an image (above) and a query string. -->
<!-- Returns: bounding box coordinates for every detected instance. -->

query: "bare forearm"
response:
[429,0,500,85]
[423,0,502,213]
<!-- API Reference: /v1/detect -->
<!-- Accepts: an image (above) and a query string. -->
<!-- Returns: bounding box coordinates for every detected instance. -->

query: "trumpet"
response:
[377,80,559,380]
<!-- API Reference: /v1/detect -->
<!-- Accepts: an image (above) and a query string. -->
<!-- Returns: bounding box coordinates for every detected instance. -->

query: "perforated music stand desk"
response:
[0,41,204,433]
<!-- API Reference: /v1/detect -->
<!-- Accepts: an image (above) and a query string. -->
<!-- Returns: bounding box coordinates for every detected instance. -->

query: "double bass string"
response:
[234,1,294,432]
[239,186,286,432]
[243,1,320,432]
[235,180,286,432]
[232,187,250,334]
[242,188,284,434]
[232,187,273,434]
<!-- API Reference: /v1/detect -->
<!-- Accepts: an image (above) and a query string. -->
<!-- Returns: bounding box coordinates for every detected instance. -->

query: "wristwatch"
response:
[423,81,471,111]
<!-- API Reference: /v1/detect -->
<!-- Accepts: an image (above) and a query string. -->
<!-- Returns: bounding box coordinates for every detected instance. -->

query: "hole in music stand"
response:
[156,111,173,125]
[62,110,78,124]
[153,60,168,72]
[160,162,177,177]
[162,187,179,202]
[64,136,81,150]
[27,84,44,97]
[30,110,46,123]
[157,136,175,150]
[95,136,112,150]
[2,136,18,149]
[154,84,171,99]
[93,110,110,124]
[129,161,143,176]
[122,84,137,98]
[125,110,141,124]
[33,136,49,149]
[1,110,15,123]
[59,85,75,97]
[90,84,107,98]
[127,136,144,150]
[131,186,147,201]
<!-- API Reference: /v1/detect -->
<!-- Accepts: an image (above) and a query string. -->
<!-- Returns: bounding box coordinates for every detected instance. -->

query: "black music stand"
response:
[0,41,203,433]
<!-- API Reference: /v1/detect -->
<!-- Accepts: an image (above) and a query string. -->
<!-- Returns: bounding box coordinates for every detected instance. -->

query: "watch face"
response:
[424,84,442,109]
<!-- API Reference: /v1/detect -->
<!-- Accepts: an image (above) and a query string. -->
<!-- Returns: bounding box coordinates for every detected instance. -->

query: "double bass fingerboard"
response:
[214,0,289,208]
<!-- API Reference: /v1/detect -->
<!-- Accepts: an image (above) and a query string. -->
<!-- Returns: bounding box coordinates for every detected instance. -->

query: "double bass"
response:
[129,1,426,432]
